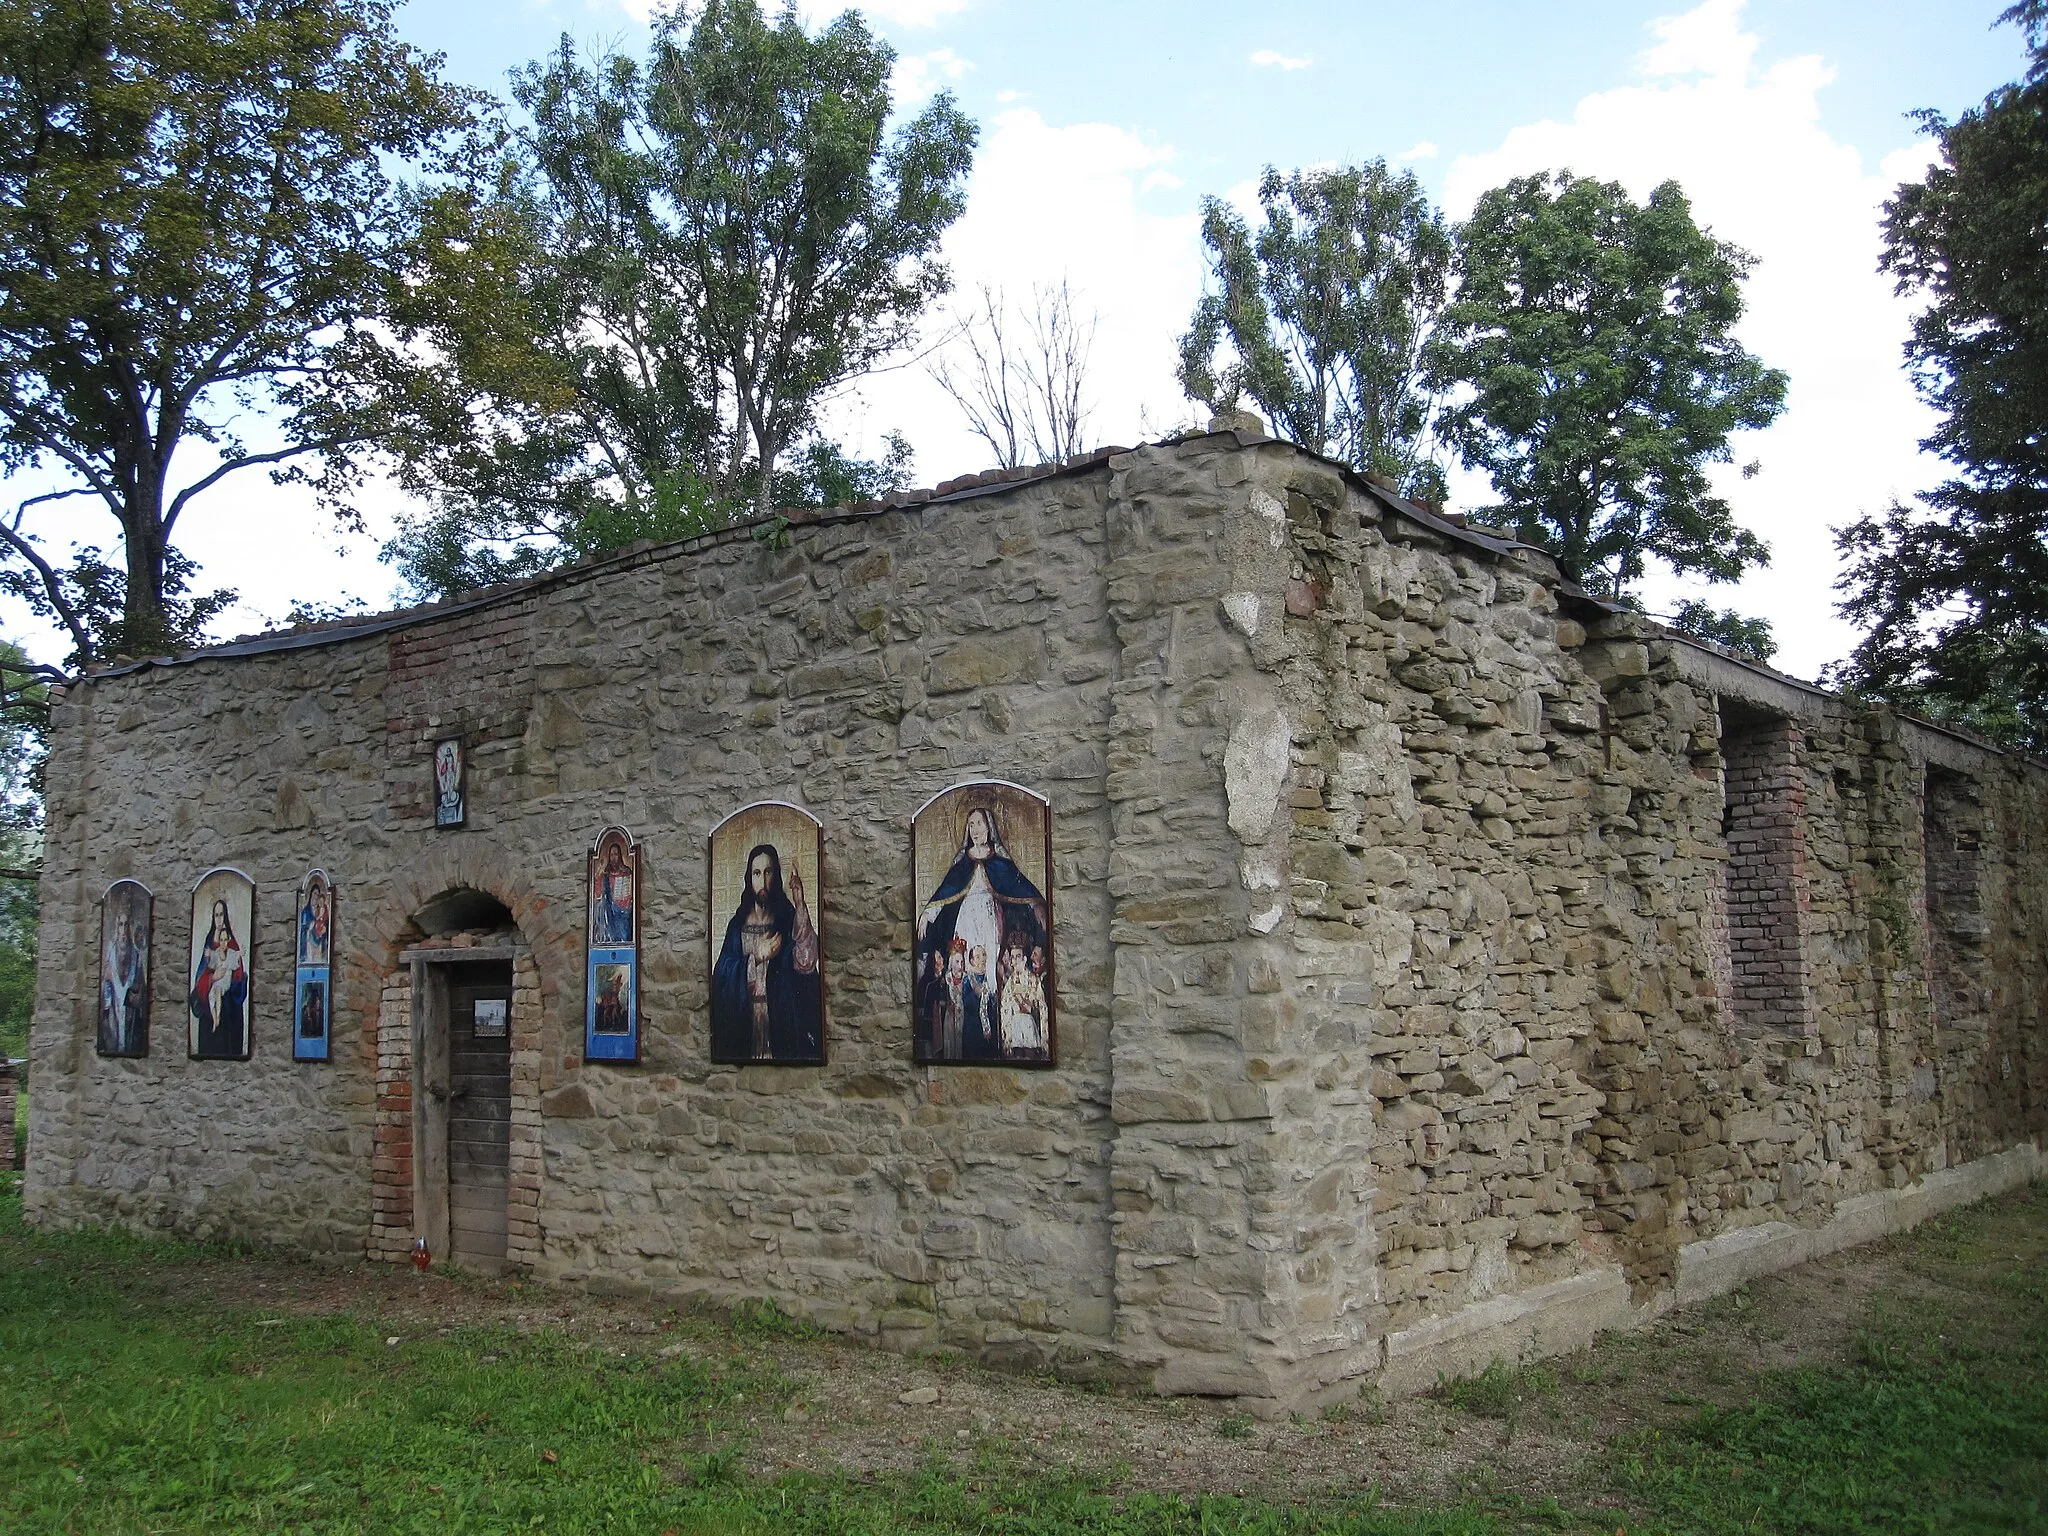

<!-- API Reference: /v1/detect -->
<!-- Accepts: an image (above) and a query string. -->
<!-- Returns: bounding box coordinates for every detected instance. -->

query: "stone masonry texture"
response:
[22,432,2047,1411]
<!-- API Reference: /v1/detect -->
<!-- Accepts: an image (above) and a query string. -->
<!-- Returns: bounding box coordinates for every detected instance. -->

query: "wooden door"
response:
[446,963,513,1270]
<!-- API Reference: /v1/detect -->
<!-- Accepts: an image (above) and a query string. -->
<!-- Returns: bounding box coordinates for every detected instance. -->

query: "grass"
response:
[1,1169,2043,1534]
[1438,1360,1558,1442]
[1607,1194,2048,1535]
[0,1175,1501,1535]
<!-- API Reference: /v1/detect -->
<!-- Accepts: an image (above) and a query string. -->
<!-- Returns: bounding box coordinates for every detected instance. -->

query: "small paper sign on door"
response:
[474,998,509,1038]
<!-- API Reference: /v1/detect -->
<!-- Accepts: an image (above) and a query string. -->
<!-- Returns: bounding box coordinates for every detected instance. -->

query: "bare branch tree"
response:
[1020,278,1096,465]
[931,286,1027,467]
[931,280,1098,468]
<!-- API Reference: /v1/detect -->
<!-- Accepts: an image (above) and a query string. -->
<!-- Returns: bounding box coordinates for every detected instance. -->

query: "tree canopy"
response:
[1177,163,1451,498]
[0,0,482,664]
[1424,172,1787,602]
[377,0,973,598]
[1830,3,2048,748]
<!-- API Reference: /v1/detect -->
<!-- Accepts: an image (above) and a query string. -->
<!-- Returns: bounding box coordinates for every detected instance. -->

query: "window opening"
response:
[1718,708,1809,1038]
[1923,767,1986,1038]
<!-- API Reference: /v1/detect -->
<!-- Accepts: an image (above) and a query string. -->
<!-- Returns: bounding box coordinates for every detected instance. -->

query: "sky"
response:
[5,0,2030,682]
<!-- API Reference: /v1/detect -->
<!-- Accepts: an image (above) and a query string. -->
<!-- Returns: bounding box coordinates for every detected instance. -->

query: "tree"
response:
[377,4,973,597]
[1667,599,1777,664]
[1830,3,2048,749]
[0,638,44,1071]
[653,0,972,519]
[932,280,1097,469]
[0,0,483,664]
[1177,163,1452,498]
[1424,173,1787,602]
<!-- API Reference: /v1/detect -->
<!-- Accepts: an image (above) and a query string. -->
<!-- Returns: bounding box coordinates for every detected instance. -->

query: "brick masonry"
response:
[21,432,2048,1409]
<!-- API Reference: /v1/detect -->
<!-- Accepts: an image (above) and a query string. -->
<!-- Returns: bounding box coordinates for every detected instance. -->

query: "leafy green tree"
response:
[1667,599,1777,664]
[0,0,483,663]
[1177,162,1451,498]
[1425,173,1787,601]
[378,1,972,598]
[652,1,971,518]
[0,638,43,1069]
[1830,3,2048,749]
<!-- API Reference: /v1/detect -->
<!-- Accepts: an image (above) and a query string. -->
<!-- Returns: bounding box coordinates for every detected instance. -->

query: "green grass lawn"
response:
[0,1173,2042,1535]
[1614,1189,2048,1535]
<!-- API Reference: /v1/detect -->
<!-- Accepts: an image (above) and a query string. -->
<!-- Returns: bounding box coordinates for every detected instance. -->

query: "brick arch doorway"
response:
[368,884,546,1275]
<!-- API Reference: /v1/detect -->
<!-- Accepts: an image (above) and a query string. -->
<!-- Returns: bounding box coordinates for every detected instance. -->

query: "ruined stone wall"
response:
[1236,449,2046,1382]
[28,439,1382,1398]
[20,431,2047,1409]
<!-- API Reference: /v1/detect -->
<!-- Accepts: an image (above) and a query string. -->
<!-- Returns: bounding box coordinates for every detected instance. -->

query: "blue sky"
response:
[6,0,2029,678]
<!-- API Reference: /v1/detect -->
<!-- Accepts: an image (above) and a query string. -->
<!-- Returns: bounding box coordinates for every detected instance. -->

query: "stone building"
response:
[22,426,2047,1412]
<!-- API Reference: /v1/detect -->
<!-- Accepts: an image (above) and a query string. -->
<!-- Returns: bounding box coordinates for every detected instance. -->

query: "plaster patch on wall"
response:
[1352,903,1417,987]
[1222,592,1261,638]
[1250,490,1286,550]
[1225,703,1291,844]
[1240,851,1283,893]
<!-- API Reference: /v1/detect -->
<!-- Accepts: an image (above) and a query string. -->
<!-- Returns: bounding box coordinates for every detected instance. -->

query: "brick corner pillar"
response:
[367,969,416,1261]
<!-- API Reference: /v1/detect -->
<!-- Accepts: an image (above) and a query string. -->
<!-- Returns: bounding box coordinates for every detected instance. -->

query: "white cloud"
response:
[1396,140,1439,162]
[821,108,1204,477]
[994,88,1026,104]
[1441,0,1939,682]
[892,47,972,104]
[1639,0,1756,79]
[1248,49,1312,70]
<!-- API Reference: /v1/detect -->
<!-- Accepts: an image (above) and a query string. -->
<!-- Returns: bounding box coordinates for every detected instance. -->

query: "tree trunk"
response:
[118,485,171,660]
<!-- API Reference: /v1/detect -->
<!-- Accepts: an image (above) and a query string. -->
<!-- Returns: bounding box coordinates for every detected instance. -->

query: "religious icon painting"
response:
[432,736,466,828]
[912,781,1055,1068]
[707,802,825,1067]
[188,867,255,1061]
[96,878,153,1058]
[584,826,641,1062]
[293,869,334,1062]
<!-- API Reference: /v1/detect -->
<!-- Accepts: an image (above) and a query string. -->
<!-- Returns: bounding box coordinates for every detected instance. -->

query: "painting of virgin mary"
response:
[912,782,1054,1066]
[707,803,824,1065]
[189,868,254,1060]
[294,869,334,1062]
[97,879,152,1058]
[297,871,332,967]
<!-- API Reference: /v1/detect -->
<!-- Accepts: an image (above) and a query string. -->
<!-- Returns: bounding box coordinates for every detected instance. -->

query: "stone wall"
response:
[22,430,2048,1410]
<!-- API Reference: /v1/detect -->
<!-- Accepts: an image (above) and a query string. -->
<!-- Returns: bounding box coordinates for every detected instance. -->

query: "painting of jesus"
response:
[590,828,636,946]
[707,802,824,1065]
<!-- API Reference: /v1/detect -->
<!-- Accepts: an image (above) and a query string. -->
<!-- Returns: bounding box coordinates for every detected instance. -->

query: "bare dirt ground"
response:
[48,1181,2048,1512]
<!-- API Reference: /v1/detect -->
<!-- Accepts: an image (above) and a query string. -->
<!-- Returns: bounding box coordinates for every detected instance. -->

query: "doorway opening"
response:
[440,960,514,1269]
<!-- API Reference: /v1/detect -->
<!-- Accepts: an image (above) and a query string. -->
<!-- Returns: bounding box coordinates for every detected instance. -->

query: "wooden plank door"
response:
[446,963,513,1271]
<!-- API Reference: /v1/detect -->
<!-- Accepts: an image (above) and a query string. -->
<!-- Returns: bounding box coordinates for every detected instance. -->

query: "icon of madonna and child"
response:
[708,803,825,1065]
[189,868,255,1060]
[913,783,1054,1066]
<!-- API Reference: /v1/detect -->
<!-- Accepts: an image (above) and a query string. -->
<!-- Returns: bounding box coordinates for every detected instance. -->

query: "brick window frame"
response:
[1713,708,1813,1040]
